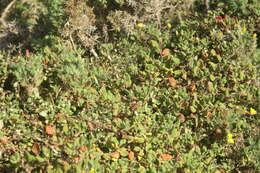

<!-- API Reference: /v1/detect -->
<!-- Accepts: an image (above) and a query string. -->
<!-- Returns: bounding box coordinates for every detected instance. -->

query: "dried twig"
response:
[90,48,98,58]
[205,0,210,10]
[0,0,17,27]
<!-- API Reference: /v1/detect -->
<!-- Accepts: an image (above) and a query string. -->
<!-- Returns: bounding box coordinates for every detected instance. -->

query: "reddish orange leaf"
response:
[161,48,171,56]
[128,151,135,160]
[32,143,40,155]
[205,112,213,119]
[202,52,209,58]
[26,49,30,57]
[88,121,94,131]
[74,156,81,162]
[168,77,177,88]
[10,147,17,153]
[45,125,55,135]
[190,113,196,119]
[160,153,173,161]
[110,152,120,159]
[178,113,186,122]
[131,103,139,111]
[79,147,88,152]
[215,16,223,22]
[176,154,181,162]
[188,83,196,92]
[43,58,49,65]
[0,136,8,144]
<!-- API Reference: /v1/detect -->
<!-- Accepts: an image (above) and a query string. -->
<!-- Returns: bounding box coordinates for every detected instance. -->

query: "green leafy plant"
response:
[0,0,259,172]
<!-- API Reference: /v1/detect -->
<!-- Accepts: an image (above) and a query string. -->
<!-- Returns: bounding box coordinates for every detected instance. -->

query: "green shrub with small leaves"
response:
[0,0,259,172]
[219,0,260,17]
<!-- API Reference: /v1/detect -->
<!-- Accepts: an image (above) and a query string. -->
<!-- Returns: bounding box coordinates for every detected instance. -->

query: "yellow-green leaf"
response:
[249,108,257,115]
[227,133,234,144]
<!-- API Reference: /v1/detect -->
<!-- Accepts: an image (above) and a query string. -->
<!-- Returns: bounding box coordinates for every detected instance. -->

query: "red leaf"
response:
[190,113,196,119]
[45,125,55,135]
[178,113,186,122]
[26,49,30,57]
[128,151,135,160]
[215,16,223,22]
[79,147,88,152]
[160,48,171,56]
[205,112,213,119]
[160,153,173,160]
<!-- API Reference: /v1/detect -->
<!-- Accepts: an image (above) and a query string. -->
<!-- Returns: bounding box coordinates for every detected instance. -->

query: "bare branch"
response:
[0,0,17,27]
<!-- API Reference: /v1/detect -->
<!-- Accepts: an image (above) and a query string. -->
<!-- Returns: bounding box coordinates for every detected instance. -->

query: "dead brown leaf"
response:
[32,143,40,155]
[168,77,177,88]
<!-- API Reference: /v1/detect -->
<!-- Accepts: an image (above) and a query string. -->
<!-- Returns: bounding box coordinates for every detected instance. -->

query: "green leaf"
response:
[172,57,181,65]
[173,70,183,76]
[134,146,141,152]
[35,156,45,163]
[209,74,215,81]
[62,123,69,134]
[25,152,35,162]
[190,106,197,113]
[207,81,214,92]
[138,166,146,173]
[150,40,159,48]
[134,137,145,143]
[118,148,128,157]
[39,110,48,117]
[171,129,180,139]
[10,153,21,164]
[210,49,217,56]
[216,55,222,62]
[209,62,217,70]
[42,146,51,157]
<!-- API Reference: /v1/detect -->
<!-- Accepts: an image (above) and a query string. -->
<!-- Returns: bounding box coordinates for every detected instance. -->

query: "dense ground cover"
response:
[0,0,259,172]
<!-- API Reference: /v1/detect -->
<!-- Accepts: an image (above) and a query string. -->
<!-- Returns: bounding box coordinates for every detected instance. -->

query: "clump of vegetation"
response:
[0,0,259,172]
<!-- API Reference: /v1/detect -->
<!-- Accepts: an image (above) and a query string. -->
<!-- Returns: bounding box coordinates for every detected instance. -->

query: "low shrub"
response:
[0,0,259,172]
